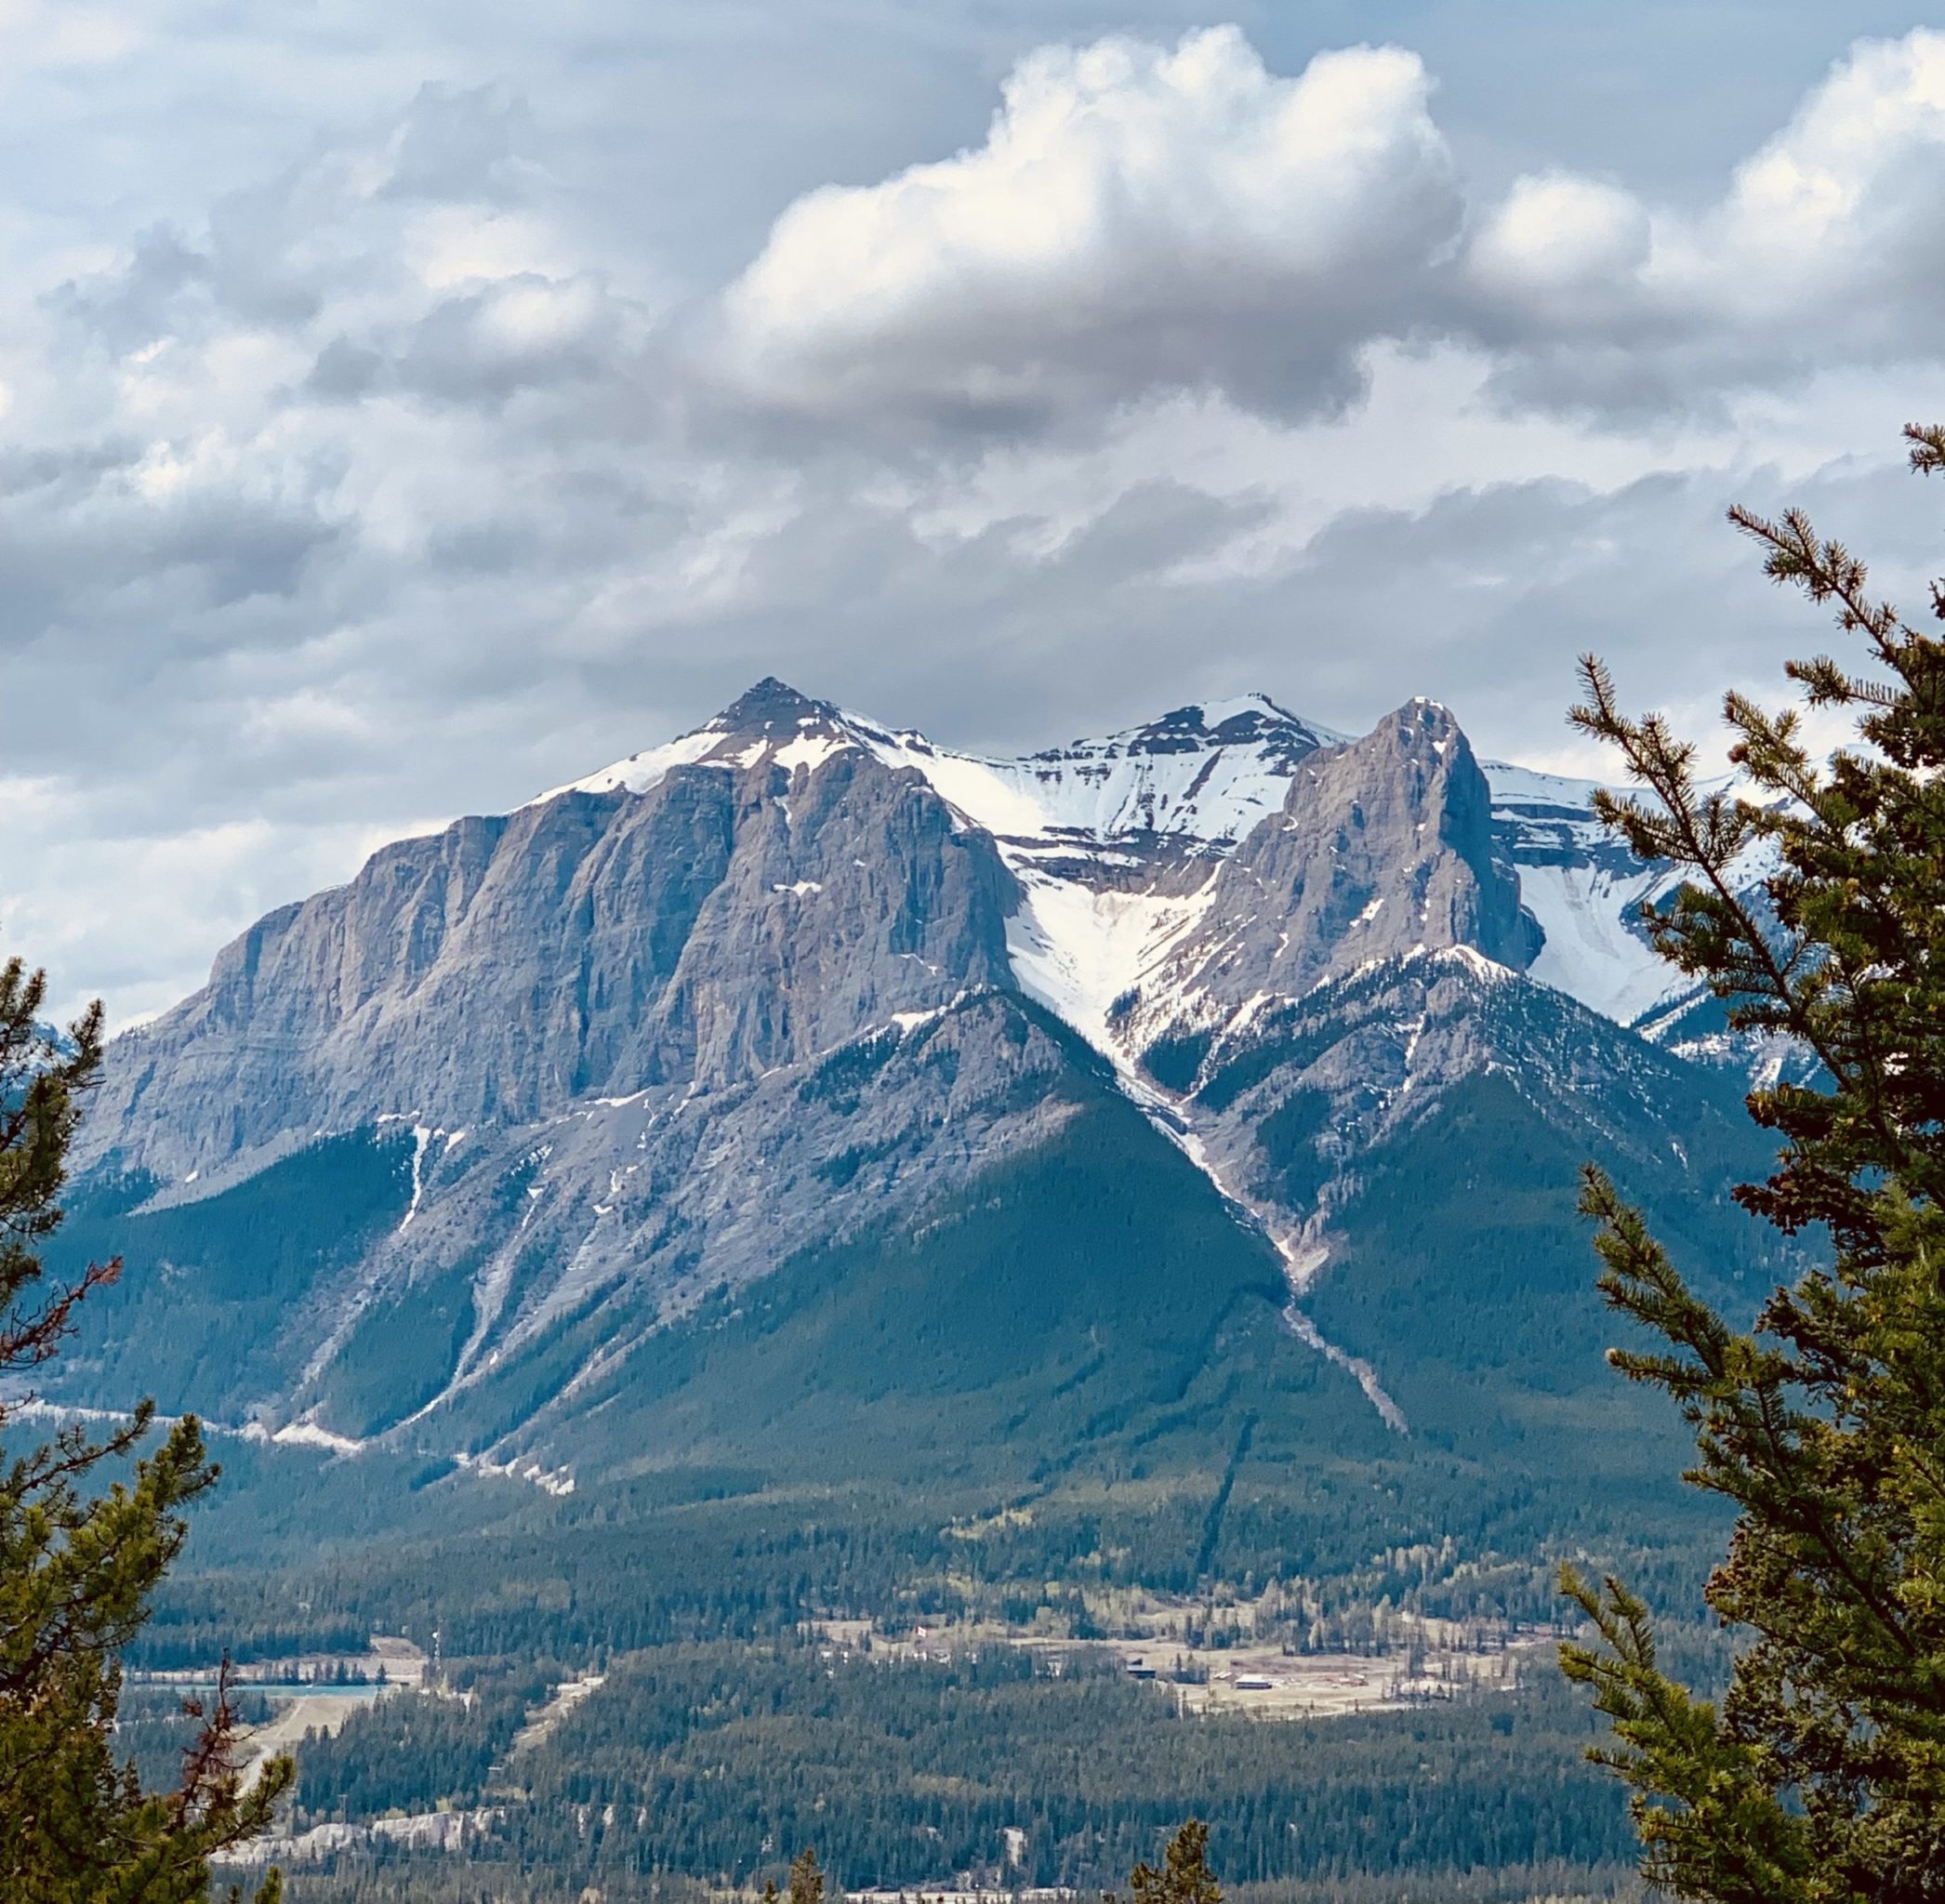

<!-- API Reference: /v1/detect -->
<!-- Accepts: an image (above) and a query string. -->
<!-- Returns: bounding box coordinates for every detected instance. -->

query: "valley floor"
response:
[196,1606,1615,1899]
[813,1611,1555,1720]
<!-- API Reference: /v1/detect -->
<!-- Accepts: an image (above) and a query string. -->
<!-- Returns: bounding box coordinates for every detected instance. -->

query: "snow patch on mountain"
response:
[1483,759,1686,1026]
[1004,875,1216,1063]
[529,727,725,806]
[838,694,1343,869]
[948,697,1338,844]
[1484,757,1785,1038]
[1518,862,1682,1024]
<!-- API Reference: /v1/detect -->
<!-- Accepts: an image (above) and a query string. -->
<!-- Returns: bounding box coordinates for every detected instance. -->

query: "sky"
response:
[7,0,1945,1022]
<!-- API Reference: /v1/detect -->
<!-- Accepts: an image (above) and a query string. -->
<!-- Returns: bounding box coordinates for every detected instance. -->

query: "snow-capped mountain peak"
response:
[530,678,865,805]
[64,675,1787,1478]
[539,682,1345,869]
[519,681,1763,1048]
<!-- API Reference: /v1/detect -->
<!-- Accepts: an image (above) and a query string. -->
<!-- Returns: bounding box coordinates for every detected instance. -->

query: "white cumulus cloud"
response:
[710,26,1461,430]
[708,22,1945,430]
[1466,29,1945,407]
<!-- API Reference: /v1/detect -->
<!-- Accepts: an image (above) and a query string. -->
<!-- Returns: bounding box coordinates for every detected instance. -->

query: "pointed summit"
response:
[1131,692,1535,1030]
[708,677,842,736]
[530,680,872,807]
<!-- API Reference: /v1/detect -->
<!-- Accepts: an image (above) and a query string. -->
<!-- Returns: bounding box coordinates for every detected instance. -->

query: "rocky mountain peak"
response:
[1037,693,1333,771]
[1365,697,1462,757]
[706,677,848,740]
[1120,699,1539,1050]
[51,676,1762,1485]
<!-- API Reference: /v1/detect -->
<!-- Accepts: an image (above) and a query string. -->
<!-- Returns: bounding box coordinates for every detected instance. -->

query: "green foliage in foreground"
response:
[1124,1818,1224,1904]
[1561,427,1945,1897]
[0,955,289,1899]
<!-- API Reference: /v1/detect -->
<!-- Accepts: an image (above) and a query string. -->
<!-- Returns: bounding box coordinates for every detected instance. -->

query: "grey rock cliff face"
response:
[299,988,1093,1449]
[80,747,1015,1183]
[1136,699,1537,1039]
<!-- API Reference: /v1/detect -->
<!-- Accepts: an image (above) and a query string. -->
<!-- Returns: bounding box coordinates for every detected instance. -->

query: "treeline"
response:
[272,1637,1634,1895]
[135,1485,1726,1673]
[291,1657,559,1822]
[137,1505,931,1665]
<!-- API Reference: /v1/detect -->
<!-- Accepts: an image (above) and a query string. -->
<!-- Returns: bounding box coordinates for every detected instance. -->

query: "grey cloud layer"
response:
[5,13,1945,1020]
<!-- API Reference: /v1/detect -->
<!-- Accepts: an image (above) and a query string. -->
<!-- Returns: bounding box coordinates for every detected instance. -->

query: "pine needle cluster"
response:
[0,956,291,1900]
[1561,425,1945,1901]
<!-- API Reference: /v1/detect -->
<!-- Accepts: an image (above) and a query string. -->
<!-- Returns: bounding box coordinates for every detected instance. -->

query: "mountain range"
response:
[41,680,1788,1566]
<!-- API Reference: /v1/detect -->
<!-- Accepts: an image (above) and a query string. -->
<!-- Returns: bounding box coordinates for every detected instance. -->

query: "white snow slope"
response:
[1481,760,1687,1028]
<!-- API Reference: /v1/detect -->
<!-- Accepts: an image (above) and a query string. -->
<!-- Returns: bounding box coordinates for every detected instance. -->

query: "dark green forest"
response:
[222,1637,1648,1899]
